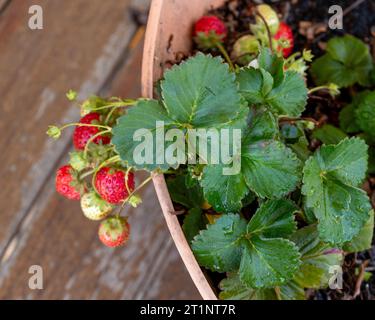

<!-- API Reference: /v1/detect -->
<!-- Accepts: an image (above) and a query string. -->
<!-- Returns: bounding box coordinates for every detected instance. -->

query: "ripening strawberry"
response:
[274,22,294,58]
[194,15,227,49]
[255,4,280,36]
[73,112,110,150]
[81,191,113,220]
[55,165,82,200]
[94,167,135,205]
[98,216,130,248]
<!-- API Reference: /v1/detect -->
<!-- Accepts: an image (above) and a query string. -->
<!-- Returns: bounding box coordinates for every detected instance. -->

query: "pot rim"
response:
[141,0,218,300]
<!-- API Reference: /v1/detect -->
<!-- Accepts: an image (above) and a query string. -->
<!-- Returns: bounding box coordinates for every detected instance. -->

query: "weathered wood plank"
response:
[0,0,200,299]
[0,0,138,256]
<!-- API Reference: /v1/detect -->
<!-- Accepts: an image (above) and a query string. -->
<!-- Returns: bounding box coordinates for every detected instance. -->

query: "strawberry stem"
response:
[216,42,235,71]
[79,168,96,179]
[83,100,136,112]
[121,175,153,209]
[104,105,123,125]
[255,11,274,53]
[60,123,112,131]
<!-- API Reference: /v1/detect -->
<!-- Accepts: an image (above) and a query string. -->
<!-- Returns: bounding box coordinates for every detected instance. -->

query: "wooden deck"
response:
[0,0,200,299]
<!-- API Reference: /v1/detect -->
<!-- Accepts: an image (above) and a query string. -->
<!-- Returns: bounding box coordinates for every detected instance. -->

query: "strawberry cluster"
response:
[194,4,295,66]
[48,93,138,248]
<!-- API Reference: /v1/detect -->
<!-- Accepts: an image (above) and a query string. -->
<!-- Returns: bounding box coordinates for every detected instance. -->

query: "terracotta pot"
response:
[141,0,225,300]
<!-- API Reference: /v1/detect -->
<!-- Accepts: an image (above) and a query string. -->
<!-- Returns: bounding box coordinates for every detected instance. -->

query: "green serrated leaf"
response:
[239,236,301,288]
[265,71,308,117]
[258,48,284,87]
[355,91,375,136]
[112,99,175,171]
[339,103,361,133]
[247,199,298,238]
[193,201,301,288]
[237,67,264,104]
[238,70,307,117]
[242,140,301,199]
[201,110,299,209]
[192,214,247,272]
[243,108,278,144]
[302,137,371,244]
[312,124,347,145]
[343,210,374,253]
[290,225,343,288]
[219,273,305,300]
[201,164,248,213]
[182,208,207,244]
[311,35,373,87]
[166,174,204,208]
[161,53,242,127]
[219,273,277,300]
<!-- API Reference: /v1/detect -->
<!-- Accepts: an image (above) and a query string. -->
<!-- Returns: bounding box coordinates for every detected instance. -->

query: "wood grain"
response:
[0,0,200,299]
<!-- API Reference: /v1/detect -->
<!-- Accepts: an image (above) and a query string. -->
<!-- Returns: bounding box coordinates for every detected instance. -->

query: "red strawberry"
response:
[94,167,135,204]
[274,22,294,58]
[194,16,227,49]
[98,216,130,248]
[194,15,227,38]
[55,165,82,200]
[73,112,110,150]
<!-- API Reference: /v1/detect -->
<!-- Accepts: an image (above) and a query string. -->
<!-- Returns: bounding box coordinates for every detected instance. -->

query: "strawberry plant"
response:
[47,2,375,299]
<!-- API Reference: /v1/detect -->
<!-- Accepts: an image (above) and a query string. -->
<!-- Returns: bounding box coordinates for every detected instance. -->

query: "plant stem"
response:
[105,105,122,124]
[84,100,136,112]
[255,11,274,53]
[121,175,153,209]
[216,42,235,71]
[79,168,96,179]
[59,123,111,131]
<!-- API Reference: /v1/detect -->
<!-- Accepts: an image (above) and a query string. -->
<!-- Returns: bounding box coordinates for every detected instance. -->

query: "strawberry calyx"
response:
[274,22,294,58]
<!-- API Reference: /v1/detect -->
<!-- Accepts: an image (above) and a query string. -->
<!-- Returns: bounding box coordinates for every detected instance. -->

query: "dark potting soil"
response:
[201,0,375,300]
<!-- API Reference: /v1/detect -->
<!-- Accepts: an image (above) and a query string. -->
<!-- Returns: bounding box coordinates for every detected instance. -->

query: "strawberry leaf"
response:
[201,110,301,211]
[112,53,246,172]
[241,139,302,199]
[192,214,247,272]
[311,35,373,87]
[239,236,301,288]
[312,124,347,145]
[219,273,305,300]
[343,210,374,253]
[355,91,375,137]
[182,208,207,244]
[161,53,242,127]
[290,225,343,288]
[166,174,205,208]
[192,200,301,288]
[112,99,175,171]
[219,225,343,300]
[246,199,298,238]
[302,137,372,244]
[201,164,248,212]
[238,50,307,117]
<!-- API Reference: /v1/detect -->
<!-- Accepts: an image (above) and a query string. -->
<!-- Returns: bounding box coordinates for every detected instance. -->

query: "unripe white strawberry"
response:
[255,4,280,36]
[81,191,113,221]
